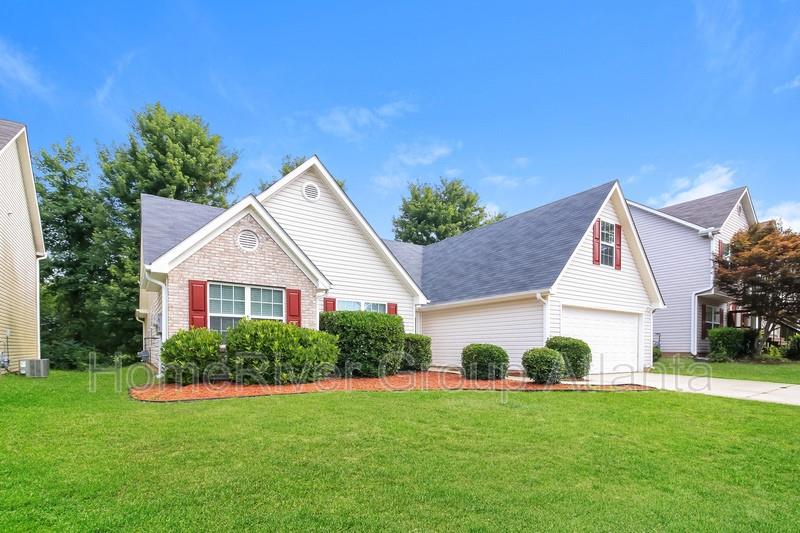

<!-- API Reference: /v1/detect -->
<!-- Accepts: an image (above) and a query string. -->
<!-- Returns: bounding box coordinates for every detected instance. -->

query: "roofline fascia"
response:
[257,155,429,302]
[3,127,46,256]
[419,289,550,312]
[718,188,758,234]
[626,199,710,233]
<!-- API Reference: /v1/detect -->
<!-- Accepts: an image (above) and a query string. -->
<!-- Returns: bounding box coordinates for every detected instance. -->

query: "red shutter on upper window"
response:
[387,303,398,315]
[701,304,708,339]
[614,224,622,270]
[188,280,207,329]
[592,218,601,265]
[323,297,336,312]
[718,240,724,256]
[286,289,301,327]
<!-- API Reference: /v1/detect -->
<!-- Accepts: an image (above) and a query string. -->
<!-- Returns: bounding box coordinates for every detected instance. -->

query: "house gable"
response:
[553,184,663,311]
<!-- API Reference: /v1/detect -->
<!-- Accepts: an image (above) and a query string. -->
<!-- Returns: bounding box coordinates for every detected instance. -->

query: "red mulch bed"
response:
[130,371,653,402]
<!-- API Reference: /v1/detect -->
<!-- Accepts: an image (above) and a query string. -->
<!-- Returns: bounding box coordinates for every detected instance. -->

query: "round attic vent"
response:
[237,230,259,251]
[302,182,320,201]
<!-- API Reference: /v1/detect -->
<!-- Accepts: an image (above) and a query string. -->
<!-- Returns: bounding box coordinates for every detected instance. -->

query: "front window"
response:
[704,306,721,335]
[208,282,285,336]
[335,300,388,313]
[600,220,615,267]
[722,243,732,261]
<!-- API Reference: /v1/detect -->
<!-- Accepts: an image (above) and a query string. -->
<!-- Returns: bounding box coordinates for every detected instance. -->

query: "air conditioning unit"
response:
[20,359,49,378]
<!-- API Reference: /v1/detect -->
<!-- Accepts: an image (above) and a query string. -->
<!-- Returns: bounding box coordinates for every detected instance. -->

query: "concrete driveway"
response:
[577,372,800,406]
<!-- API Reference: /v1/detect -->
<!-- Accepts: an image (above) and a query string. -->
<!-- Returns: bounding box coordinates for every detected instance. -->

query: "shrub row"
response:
[160,311,434,384]
[708,327,759,361]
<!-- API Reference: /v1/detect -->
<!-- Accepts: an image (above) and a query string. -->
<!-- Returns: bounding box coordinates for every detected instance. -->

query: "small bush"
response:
[320,311,404,377]
[522,347,565,384]
[786,334,800,361]
[708,327,745,360]
[461,344,508,380]
[757,345,786,361]
[225,318,339,384]
[545,336,591,378]
[402,333,432,371]
[160,328,222,384]
[652,345,663,362]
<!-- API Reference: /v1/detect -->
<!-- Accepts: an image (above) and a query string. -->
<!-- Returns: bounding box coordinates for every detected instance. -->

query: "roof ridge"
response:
[140,193,226,210]
[426,180,617,250]
[659,186,747,210]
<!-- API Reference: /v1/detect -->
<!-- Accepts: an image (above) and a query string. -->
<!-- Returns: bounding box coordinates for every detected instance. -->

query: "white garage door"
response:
[562,306,640,374]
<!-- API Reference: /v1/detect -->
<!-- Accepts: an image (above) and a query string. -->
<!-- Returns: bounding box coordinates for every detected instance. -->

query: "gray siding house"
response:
[628,187,757,355]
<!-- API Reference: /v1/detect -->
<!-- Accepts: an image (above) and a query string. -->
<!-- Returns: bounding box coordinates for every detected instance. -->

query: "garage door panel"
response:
[562,306,640,374]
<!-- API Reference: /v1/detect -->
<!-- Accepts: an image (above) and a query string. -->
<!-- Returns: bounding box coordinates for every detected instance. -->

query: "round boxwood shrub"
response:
[160,328,222,384]
[522,347,564,384]
[708,327,745,361]
[402,333,432,371]
[225,318,339,384]
[320,311,404,377]
[461,344,509,380]
[545,336,592,378]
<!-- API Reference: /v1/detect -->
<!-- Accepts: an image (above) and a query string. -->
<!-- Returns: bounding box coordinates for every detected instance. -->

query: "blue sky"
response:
[2,1,799,235]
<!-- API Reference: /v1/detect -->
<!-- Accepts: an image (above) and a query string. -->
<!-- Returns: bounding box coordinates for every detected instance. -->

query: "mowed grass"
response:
[653,356,800,384]
[1,371,800,532]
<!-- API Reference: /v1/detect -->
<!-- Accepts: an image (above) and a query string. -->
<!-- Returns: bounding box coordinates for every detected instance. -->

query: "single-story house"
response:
[139,156,664,374]
[0,119,46,372]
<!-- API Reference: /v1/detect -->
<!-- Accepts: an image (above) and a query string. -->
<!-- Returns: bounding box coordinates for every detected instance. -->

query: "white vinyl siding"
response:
[420,298,544,370]
[263,171,418,332]
[0,139,40,372]
[629,205,711,354]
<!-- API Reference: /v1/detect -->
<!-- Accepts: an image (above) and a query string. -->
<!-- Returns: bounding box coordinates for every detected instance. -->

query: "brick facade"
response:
[167,214,318,337]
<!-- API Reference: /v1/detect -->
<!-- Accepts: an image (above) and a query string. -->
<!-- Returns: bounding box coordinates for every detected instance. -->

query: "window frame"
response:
[333,299,389,313]
[599,220,616,267]
[207,282,286,335]
[704,306,721,334]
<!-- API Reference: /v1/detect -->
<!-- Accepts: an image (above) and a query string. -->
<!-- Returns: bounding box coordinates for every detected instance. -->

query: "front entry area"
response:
[562,306,641,374]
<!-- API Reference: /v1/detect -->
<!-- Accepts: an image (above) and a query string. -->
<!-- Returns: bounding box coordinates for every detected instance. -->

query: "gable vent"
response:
[302,182,320,201]
[237,230,259,251]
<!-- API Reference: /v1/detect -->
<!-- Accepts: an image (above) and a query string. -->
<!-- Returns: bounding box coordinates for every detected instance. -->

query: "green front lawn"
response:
[2,371,800,531]
[653,356,800,384]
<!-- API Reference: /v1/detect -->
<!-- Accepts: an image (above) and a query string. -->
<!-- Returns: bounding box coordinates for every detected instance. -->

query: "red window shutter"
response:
[323,297,336,312]
[718,240,724,256]
[387,303,398,315]
[592,218,601,265]
[701,304,708,339]
[614,224,622,270]
[286,289,301,327]
[188,280,207,329]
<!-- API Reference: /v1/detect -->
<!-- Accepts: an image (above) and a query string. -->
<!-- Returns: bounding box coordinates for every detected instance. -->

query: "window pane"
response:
[210,299,221,314]
[222,285,233,299]
[600,244,614,266]
[251,301,260,316]
[222,300,233,314]
[601,221,615,244]
[234,286,245,300]
[273,304,283,318]
[365,302,387,313]
[272,290,282,305]
[251,288,261,303]
[234,301,245,315]
[210,284,221,298]
[338,300,361,311]
[210,316,221,331]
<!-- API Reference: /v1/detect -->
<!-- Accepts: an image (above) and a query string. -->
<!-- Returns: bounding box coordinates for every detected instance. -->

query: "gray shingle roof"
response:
[0,119,25,152]
[658,187,746,228]
[141,194,224,264]
[383,240,423,287]
[386,181,616,304]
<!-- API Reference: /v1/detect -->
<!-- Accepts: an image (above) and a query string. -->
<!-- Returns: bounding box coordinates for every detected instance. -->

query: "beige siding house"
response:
[0,120,46,372]
[139,156,663,375]
[629,187,757,355]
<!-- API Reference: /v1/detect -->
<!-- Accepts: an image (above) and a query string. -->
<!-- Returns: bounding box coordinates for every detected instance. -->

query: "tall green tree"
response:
[393,178,505,245]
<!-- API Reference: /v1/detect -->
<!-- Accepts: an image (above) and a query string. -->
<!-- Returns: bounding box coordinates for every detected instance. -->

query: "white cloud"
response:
[94,51,135,107]
[647,164,735,206]
[316,100,416,141]
[394,141,453,166]
[443,168,461,178]
[372,174,406,190]
[484,202,502,218]
[625,163,656,184]
[0,37,51,100]
[482,174,539,189]
[693,0,759,89]
[513,156,530,168]
[774,75,800,94]
[763,202,800,231]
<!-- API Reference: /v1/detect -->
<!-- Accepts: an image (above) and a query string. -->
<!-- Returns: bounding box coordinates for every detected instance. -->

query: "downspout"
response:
[535,292,549,343]
[143,268,168,345]
[690,229,718,356]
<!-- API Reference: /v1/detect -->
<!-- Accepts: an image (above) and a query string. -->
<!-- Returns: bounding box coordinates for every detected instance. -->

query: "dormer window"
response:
[600,220,615,267]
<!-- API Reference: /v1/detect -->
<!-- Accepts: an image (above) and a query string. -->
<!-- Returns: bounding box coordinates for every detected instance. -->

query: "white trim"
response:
[143,269,169,343]
[556,298,651,315]
[626,199,709,232]
[3,127,46,257]
[419,289,550,312]
[257,156,428,302]
[147,195,331,290]
[718,188,758,231]
[207,282,286,331]
[536,292,550,341]
[553,183,665,308]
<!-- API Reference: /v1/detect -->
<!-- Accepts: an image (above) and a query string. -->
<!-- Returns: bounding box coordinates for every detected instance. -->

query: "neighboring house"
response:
[139,156,663,374]
[0,120,46,372]
[628,187,758,355]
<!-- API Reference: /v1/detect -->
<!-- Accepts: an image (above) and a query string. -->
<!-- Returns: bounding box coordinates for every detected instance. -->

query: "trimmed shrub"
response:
[320,311,404,377]
[402,333,432,371]
[225,318,339,384]
[708,327,745,361]
[522,347,565,384]
[461,344,509,380]
[545,336,591,378]
[652,345,663,362]
[160,328,222,384]
[785,334,800,361]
